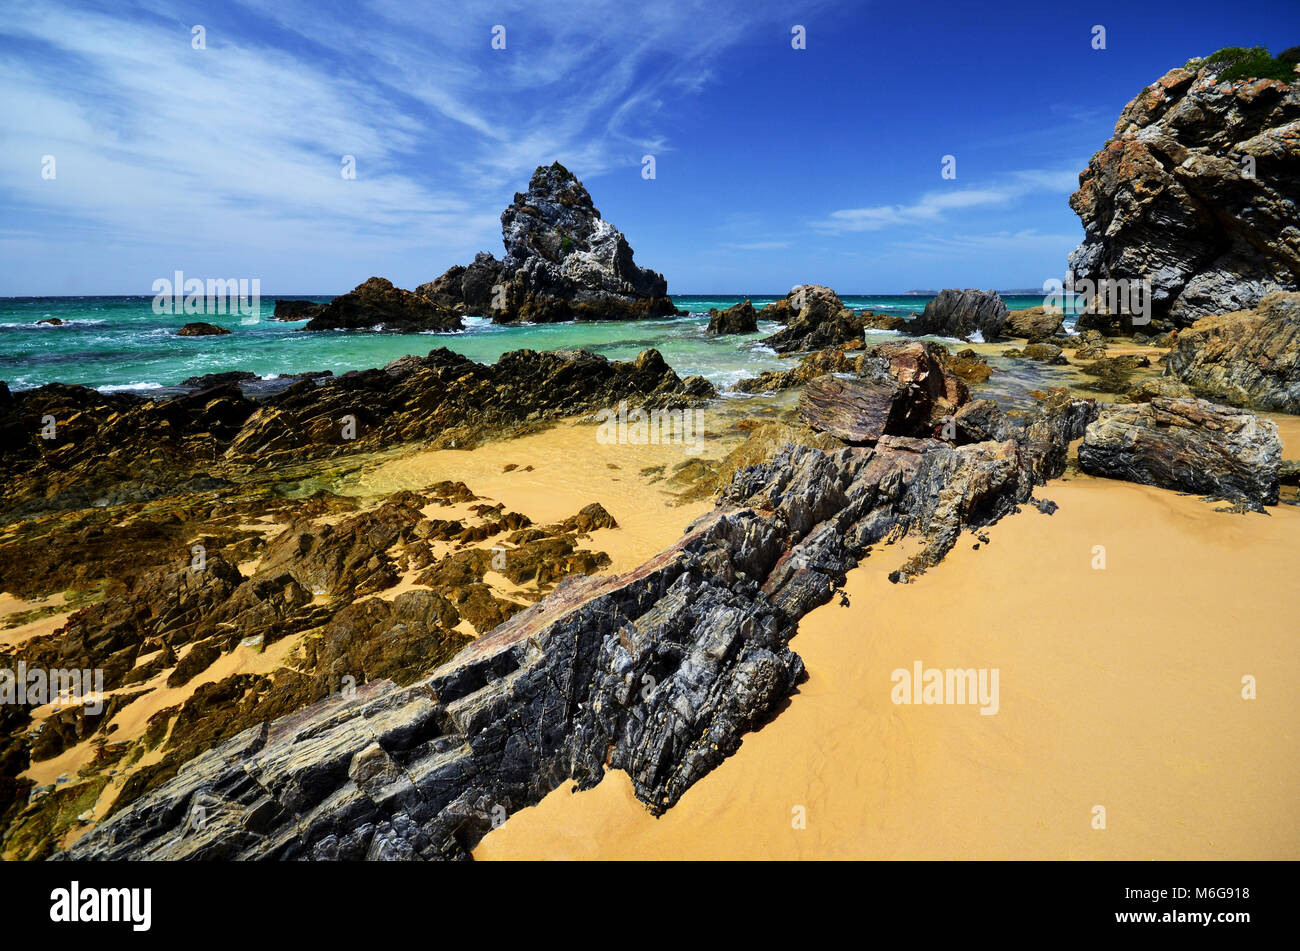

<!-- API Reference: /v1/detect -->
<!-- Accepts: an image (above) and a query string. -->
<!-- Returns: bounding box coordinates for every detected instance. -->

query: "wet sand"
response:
[477,459,1300,859]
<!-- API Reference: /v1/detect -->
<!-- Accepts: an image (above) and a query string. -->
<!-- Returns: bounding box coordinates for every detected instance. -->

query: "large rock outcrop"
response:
[1165,291,1300,412]
[303,277,463,333]
[62,386,1096,861]
[904,289,1008,342]
[1078,397,1281,506]
[423,163,676,322]
[1067,63,1300,330]
[759,285,867,353]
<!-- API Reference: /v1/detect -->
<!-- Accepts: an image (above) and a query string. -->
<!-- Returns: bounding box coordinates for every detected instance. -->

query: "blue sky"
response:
[2,0,1297,295]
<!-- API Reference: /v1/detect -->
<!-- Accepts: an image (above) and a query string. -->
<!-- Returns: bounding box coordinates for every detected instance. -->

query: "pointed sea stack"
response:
[420,162,678,323]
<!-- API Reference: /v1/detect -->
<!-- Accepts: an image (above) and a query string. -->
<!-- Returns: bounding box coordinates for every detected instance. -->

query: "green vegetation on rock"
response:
[1189,46,1299,82]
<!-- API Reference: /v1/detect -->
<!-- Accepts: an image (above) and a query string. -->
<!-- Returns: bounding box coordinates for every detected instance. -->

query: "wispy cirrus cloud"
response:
[809,167,1083,234]
[0,0,825,293]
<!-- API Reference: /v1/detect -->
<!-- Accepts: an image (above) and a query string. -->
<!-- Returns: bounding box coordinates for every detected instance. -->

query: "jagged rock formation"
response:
[422,163,676,322]
[1079,397,1281,506]
[706,300,758,335]
[796,341,969,443]
[1068,64,1300,330]
[759,285,868,353]
[61,360,1096,861]
[0,348,713,518]
[904,289,1008,342]
[302,277,463,333]
[1165,291,1300,412]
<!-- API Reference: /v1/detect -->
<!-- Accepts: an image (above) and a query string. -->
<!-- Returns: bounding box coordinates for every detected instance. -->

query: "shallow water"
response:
[0,294,1054,393]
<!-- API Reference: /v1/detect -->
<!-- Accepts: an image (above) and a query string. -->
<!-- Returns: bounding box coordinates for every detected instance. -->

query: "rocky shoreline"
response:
[2,290,1295,859]
[3,54,1299,862]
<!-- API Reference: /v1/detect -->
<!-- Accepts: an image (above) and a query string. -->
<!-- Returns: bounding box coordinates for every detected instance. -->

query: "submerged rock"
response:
[177,322,231,337]
[1067,64,1300,328]
[1002,343,1067,364]
[904,288,1008,342]
[303,277,463,333]
[1078,397,1281,505]
[1164,291,1300,412]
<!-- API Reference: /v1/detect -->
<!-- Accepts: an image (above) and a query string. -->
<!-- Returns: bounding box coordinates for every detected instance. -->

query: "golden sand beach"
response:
[475,421,1300,860]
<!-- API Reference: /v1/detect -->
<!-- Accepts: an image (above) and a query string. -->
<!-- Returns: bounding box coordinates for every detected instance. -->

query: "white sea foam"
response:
[1,318,106,328]
[98,382,165,393]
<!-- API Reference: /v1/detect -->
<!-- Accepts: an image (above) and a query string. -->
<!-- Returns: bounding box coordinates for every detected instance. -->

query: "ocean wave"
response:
[0,318,106,329]
[98,381,165,393]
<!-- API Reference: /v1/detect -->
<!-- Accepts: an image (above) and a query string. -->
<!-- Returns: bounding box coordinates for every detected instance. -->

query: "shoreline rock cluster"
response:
[59,349,1099,860]
[0,347,713,519]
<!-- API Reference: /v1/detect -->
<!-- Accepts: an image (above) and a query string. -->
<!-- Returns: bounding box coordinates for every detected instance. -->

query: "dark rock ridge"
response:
[1165,291,1300,412]
[1067,63,1300,329]
[706,300,758,335]
[415,253,506,315]
[0,348,713,519]
[303,277,462,333]
[1079,397,1281,506]
[904,289,1008,342]
[177,322,230,337]
[62,357,1096,860]
[421,163,676,323]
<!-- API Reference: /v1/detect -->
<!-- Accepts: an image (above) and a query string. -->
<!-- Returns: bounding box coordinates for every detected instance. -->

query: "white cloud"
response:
[0,0,824,292]
[810,167,1083,234]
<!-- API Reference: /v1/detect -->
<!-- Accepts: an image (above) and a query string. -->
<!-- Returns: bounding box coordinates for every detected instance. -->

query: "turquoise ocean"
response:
[0,295,1060,395]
